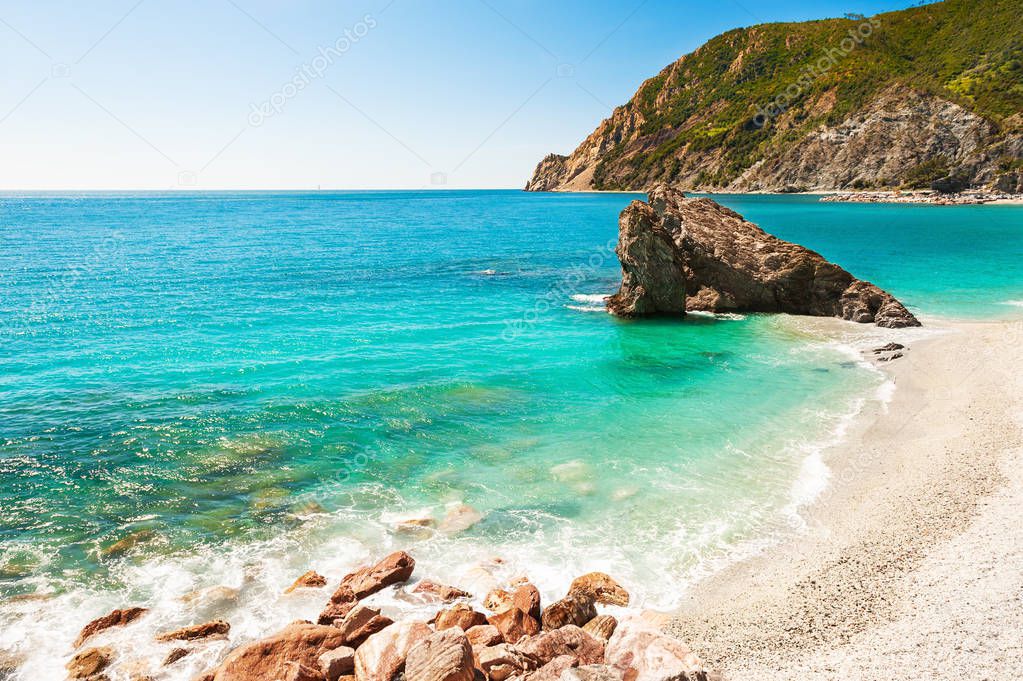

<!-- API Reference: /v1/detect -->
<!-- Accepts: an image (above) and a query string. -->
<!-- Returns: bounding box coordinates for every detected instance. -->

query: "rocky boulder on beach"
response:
[608,185,921,328]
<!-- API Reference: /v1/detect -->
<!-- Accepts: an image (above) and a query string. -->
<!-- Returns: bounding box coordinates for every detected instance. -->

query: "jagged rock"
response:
[465,624,504,647]
[334,605,393,647]
[155,619,230,642]
[517,626,604,667]
[525,654,578,680]
[75,607,148,647]
[561,665,624,681]
[581,615,617,642]
[318,646,355,681]
[286,570,328,594]
[404,627,475,681]
[873,342,906,353]
[330,551,416,604]
[540,593,596,631]
[163,648,191,666]
[436,604,488,631]
[476,644,538,681]
[512,584,541,621]
[281,661,324,681]
[412,580,472,603]
[202,621,347,681]
[487,608,539,644]
[483,589,514,613]
[318,601,357,627]
[568,574,629,607]
[66,646,114,679]
[604,617,706,681]
[354,621,432,681]
[608,187,921,328]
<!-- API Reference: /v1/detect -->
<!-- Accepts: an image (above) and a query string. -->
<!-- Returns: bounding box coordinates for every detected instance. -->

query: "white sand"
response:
[668,318,1023,679]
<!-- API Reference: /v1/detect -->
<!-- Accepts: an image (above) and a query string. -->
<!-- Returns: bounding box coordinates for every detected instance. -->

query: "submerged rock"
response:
[608,186,921,328]
[155,620,230,642]
[66,646,114,679]
[75,607,149,647]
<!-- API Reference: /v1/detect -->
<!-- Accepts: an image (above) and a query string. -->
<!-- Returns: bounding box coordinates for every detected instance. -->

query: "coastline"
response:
[668,316,1023,679]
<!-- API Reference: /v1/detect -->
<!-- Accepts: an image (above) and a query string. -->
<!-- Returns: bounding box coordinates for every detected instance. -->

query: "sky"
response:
[0,0,922,190]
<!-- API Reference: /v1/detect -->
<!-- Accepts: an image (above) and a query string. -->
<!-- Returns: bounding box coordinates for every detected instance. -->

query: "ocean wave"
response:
[1002,300,1023,307]
[566,304,607,313]
[569,293,610,304]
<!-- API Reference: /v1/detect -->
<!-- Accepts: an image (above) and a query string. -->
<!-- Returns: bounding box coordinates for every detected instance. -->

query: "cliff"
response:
[527,0,1023,193]
[608,186,921,328]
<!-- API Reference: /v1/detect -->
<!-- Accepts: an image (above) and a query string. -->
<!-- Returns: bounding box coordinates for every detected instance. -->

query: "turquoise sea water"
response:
[0,190,1021,677]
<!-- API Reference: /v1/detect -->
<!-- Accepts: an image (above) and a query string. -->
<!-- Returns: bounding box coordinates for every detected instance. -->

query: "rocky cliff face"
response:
[608,187,921,328]
[526,0,1023,193]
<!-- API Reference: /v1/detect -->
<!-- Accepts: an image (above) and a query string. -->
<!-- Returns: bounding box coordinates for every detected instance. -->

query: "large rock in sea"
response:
[199,621,347,681]
[607,186,921,328]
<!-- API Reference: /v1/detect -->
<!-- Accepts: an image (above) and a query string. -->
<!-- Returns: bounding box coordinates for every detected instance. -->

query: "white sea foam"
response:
[566,304,607,313]
[1002,300,1023,308]
[569,293,610,304]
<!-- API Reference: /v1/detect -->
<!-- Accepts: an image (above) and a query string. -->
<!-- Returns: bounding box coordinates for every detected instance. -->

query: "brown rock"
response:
[334,605,393,647]
[282,661,326,681]
[569,573,629,607]
[326,551,416,608]
[540,593,596,631]
[483,589,514,613]
[561,665,624,681]
[163,648,191,666]
[66,646,114,679]
[412,580,472,603]
[435,603,487,631]
[486,608,539,644]
[75,607,149,647]
[512,583,541,621]
[475,644,537,681]
[318,600,357,626]
[526,654,579,681]
[286,570,328,594]
[465,624,503,647]
[155,619,230,642]
[604,617,705,681]
[354,621,432,681]
[581,615,617,642]
[204,621,347,681]
[318,646,355,681]
[518,626,603,667]
[405,627,474,681]
[608,187,921,328]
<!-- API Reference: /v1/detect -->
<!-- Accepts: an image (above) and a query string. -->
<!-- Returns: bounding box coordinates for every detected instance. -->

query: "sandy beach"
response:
[668,317,1023,679]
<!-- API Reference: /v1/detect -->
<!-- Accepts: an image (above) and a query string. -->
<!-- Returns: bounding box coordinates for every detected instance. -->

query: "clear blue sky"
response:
[0,0,921,190]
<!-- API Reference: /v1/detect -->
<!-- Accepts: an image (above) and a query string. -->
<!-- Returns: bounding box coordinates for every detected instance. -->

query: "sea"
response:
[1,190,1021,678]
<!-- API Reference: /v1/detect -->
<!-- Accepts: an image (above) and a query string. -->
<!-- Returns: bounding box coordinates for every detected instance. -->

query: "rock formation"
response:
[68,550,710,681]
[607,186,921,328]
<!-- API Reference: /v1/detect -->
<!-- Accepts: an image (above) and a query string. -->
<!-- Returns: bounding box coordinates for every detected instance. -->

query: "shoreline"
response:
[667,316,1023,679]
